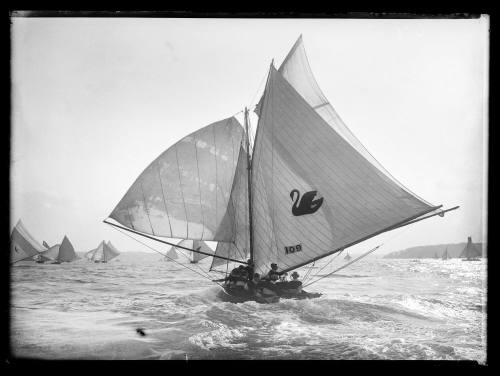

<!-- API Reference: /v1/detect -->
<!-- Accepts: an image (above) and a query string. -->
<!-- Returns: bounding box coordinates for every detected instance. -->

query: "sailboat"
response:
[85,241,120,263]
[164,243,180,261]
[460,236,481,261]
[344,252,352,261]
[10,219,45,264]
[433,252,438,259]
[442,247,450,260]
[181,240,213,263]
[39,235,78,264]
[104,36,458,303]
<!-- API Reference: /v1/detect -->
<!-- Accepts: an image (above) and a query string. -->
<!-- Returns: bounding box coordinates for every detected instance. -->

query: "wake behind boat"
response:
[103,35,458,304]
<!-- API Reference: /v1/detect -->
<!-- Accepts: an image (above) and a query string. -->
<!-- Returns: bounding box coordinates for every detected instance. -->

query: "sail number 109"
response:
[285,244,302,255]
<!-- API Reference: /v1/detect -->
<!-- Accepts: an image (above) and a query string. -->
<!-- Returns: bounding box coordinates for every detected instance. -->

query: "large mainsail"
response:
[250,64,439,275]
[109,117,246,242]
[10,220,45,263]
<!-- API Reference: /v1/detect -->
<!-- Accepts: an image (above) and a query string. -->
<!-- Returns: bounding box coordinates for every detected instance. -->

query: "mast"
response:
[244,107,254,264]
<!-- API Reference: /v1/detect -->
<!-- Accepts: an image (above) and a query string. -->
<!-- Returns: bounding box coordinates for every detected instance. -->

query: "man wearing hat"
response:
[264,263,280,282]
[243,258,254,281]
[288,271,302,293]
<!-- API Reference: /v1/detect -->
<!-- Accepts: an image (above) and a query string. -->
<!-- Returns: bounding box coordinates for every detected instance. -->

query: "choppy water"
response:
[10,253,487,361]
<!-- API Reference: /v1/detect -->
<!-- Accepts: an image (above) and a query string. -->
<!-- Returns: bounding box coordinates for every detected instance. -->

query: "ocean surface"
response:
[10,253,487,361]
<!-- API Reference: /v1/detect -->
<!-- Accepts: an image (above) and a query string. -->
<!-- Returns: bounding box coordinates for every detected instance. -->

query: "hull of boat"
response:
[462,258,481,261]
[219,285,322,304]
[279,290,323,300]
[218,286,280,304]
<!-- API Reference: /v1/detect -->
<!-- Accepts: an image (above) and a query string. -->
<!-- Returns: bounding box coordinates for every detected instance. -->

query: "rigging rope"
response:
[303,245,381,288]
[303,224,415,288]
[249,68,270,108]
[110,225,224,287]
[304,249,344,284]
[302,260,316,284]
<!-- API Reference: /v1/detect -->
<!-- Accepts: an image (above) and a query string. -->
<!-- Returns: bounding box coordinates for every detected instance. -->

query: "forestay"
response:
[109,117,246,242]
[250,65,439,275]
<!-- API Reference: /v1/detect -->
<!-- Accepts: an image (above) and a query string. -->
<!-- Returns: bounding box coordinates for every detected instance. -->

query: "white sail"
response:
[259,36,434,209]
[85,243,101,260]
[41,244,61,261]
[250,65,438,275]
[104,241,120,261]
[106,241,120,256]
[165,245,179,260]
[57,236,78,262]
[109,117,246,242]
[210,142,250,271]
[10,220,44,263]
[88,241,120,262]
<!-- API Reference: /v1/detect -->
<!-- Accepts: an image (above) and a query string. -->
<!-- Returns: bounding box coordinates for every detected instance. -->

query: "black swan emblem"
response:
[290,189,324,216]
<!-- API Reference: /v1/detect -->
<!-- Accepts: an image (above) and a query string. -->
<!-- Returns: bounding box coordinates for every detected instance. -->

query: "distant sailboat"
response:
[86,241,120,263]
[177,239,213,263]
[344,252,352,261]
[460,236,482,261]
[163,242,180,261]
[442,247,450,260]
[104,35,458,303]
[40,236,78,264]
[10,220,45,264]
[434,252,438,259]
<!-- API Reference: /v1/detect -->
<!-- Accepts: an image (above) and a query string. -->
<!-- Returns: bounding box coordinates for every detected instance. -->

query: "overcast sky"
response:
[11,16,489,255]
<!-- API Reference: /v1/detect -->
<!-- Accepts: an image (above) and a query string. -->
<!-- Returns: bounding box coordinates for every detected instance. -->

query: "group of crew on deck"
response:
[225,260,303,298]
